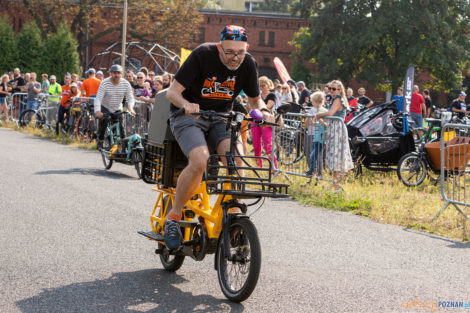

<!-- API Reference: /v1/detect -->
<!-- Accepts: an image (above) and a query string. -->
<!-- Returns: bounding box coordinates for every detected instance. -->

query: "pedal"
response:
[179,220,198,228]
[137,230,164,241]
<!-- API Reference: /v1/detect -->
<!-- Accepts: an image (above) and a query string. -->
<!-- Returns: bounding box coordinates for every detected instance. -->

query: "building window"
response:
[267,31,275,47]
[196,28,205,43]
[259,31,265,46]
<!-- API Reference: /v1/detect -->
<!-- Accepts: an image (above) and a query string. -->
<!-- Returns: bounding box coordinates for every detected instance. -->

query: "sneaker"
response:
[163,220,183,250]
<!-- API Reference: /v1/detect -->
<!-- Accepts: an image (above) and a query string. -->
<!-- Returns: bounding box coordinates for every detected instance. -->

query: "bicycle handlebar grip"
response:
[250,109,263,121]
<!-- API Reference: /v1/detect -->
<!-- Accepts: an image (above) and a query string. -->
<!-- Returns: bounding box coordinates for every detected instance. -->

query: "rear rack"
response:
[205,155,289,198]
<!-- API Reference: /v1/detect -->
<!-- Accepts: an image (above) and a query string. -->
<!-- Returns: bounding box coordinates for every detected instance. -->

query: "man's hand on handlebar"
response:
[184,102,200,117]
[96,111,103,119]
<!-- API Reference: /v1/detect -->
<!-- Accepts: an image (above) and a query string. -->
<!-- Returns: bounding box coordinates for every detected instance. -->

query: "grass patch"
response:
[0,120,97,150]
[276,169,469,241]
[0,121,97,150]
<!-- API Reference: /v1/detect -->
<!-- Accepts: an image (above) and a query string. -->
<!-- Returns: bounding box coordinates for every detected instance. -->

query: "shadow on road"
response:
[16,269,244,313]
[403,228,470,248]
[34,168,136,180]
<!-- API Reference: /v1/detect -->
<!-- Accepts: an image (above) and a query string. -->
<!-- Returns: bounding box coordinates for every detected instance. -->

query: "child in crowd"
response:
[141,82,152,98]
[305,91,327,176]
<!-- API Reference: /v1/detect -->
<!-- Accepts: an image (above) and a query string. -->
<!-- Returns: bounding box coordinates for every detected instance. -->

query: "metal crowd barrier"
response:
[42,94,60,128]
[125,100,152,137]
[8,92,28,121]
[434,123,470,222]
[271,113,349,184]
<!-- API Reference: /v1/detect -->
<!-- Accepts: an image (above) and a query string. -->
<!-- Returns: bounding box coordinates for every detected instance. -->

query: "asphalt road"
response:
[1,128,469,313]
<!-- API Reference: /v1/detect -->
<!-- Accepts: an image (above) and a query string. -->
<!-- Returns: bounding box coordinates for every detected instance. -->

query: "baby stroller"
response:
[347,100,416,176]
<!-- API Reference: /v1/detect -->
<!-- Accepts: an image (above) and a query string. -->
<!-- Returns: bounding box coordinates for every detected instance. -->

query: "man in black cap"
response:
[450,91,467,119]
[163,25,274,249]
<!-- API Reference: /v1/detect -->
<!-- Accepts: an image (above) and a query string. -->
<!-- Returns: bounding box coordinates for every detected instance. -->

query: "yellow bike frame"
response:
[150,181,234,241]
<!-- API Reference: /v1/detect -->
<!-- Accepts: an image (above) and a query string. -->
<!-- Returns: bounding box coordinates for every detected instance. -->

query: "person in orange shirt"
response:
[56,77,81,134]
[81,68,101,98]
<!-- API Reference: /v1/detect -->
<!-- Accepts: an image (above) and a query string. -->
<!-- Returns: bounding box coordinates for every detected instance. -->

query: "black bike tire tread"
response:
[216,218,261,303]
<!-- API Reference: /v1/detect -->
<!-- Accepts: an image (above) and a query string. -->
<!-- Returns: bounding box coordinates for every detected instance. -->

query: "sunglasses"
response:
[282,87,288,89]
[329,87,339,91]
[137,77,144,79]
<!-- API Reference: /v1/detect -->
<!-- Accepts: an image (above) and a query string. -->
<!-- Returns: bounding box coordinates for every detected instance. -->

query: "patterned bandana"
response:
[220,25,248,42]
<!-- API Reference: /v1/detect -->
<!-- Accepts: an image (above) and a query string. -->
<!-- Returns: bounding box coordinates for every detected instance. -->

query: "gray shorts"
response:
[169,110,231,157]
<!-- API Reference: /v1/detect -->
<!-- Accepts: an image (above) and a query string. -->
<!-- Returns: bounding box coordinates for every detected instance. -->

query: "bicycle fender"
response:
[214,214,250,271]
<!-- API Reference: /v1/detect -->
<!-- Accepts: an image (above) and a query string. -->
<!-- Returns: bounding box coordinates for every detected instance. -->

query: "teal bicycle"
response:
[100,111,144,178]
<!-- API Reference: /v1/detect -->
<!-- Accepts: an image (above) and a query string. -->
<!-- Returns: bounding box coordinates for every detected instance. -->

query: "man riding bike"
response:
[164,25,275,250]
[94,64,135,149]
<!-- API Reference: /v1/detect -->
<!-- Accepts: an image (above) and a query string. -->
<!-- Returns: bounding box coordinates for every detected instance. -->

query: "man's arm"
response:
[166,79,199,115]
[94,83,105,117]
[126,82,135,113]
[33,83,41,94]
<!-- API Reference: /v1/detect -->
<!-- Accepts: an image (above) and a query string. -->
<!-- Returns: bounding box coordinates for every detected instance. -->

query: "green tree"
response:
[0,16,18,74]
[290,60,312,87]
[16,23,44,73]
[43,23,80,80]
[292,0,470,92]
[21,0,204,67]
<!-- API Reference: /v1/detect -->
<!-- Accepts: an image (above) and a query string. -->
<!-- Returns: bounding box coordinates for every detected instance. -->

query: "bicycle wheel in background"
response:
[216,218,261,303]
[132,149,143,179]
[101,136,114,169]
[397,153,427,186]
[86,118,97,143]
[19,109,44,128]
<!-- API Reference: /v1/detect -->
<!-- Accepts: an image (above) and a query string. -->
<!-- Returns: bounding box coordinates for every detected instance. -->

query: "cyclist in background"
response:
[94,64,135,149]
[163,25,274,250]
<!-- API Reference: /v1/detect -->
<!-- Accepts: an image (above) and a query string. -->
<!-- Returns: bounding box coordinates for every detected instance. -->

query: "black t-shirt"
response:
[9,77,25,93]
[425,97,432,109]
[298,89,310,105]
[357,96,372,106]
[262,92,276,106]
[172,43,260,112]
[451,100,466,119]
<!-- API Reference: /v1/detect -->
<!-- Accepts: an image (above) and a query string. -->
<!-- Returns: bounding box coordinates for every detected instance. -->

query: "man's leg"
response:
[164,145,209,249]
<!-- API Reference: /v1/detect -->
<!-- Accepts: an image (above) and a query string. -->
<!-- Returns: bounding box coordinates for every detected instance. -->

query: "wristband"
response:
[260,108,270,113]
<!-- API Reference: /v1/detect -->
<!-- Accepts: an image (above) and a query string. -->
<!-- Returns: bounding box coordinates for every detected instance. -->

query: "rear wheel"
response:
[159,196,185,271]
[216,218,261,303]
[397,153,427,186]
[101,137,113,170]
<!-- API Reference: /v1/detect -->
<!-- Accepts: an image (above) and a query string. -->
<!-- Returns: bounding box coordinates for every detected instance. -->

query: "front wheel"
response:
[132,149,143,179]
[101,137,114,170]
[216,218,261,303]
[397,153,427,186]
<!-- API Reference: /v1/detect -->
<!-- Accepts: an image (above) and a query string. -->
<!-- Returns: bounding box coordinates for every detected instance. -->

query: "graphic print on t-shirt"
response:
[201,76,236,100]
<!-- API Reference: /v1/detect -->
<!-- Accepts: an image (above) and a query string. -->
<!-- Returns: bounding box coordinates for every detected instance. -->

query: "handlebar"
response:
[179,108,280,127]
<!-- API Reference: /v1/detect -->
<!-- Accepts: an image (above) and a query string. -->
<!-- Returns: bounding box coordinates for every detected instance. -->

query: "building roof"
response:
[199,9,306,20]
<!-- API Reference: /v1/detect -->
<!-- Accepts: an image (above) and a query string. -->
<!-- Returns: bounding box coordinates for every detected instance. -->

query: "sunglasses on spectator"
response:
[149,74,155,76]
[329,87,339,91]
[282,87,287,89]
[137,77,144,79]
